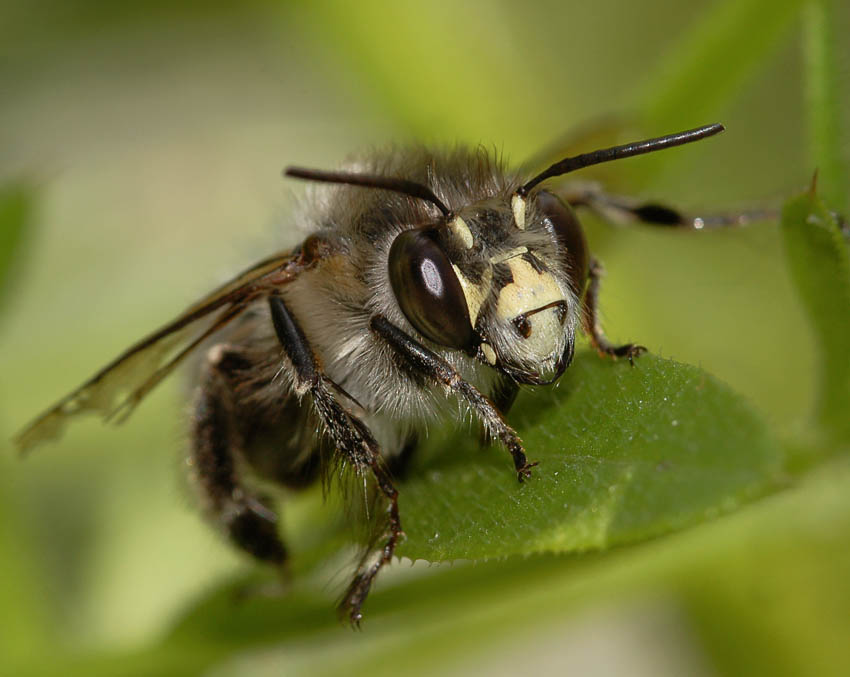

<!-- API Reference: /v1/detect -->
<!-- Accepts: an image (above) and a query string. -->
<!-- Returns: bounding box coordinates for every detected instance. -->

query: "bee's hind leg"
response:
[268,295,400,626]
[564,184,776,230]
[191,344,288,567]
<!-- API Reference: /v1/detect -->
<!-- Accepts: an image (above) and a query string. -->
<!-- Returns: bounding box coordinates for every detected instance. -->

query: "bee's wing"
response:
[15,249,307,453]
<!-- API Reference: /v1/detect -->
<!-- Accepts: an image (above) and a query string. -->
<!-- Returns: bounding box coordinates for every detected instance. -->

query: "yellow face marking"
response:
[452,264,493,326]
[511,193,527,230]
[448,215,474,249]
[496,258,564,320]
[481,343,497,365]
[496,258,565,359]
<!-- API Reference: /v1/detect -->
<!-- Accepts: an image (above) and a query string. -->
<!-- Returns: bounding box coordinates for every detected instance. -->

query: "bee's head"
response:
[286,123,724,385]
[387,189,587,385]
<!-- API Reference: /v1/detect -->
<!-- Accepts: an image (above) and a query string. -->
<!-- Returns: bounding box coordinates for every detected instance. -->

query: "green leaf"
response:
[0,182,33,307]
[397,351,783,561]
[781,189,850,449]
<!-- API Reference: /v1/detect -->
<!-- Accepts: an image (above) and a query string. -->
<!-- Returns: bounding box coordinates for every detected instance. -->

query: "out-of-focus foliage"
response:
[1,0,848,675]
[0,183,32,311]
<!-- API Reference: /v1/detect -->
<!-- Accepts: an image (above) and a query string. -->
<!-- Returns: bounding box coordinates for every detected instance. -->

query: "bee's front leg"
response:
[268,296,400,627]
[369,315,536,482]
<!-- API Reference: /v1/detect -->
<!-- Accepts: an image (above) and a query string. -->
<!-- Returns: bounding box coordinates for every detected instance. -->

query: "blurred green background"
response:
[1,0,848,675]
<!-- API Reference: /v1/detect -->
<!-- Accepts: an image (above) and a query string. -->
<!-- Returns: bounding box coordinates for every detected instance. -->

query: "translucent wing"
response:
[15,249,308,453]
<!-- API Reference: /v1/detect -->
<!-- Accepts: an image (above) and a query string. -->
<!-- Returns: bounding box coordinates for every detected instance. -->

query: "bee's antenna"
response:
[518,123,725,195]
[285,167,451,217]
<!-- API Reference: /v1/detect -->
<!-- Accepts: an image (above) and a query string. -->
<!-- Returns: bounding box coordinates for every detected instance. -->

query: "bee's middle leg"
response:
[191,345,287,566]
[268,295,400,626]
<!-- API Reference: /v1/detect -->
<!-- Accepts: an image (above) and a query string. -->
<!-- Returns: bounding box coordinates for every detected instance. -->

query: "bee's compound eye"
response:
[537,191,588,295]
[388,229,475,349]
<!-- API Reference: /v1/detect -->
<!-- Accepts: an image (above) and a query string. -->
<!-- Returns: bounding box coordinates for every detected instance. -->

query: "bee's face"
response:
[388,189,588,385]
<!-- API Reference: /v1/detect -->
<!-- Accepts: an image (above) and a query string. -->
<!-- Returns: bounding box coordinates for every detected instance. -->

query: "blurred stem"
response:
[803,0,849,215]
[781,190,850,454]
[0,183,33,310]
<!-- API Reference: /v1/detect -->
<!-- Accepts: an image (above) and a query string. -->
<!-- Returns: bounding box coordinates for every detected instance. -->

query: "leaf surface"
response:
[398,351,783,561]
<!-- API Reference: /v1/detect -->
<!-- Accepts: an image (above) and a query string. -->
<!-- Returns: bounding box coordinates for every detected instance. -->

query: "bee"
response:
[15,123,727,624]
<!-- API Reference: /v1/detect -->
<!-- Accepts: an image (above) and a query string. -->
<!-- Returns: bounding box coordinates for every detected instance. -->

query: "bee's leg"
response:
[268,296,399,626]
[369,315,535,482]
[191,345,287,566]
[581,257,646,365]
[479,376,519,447]
[565,184,776,229]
